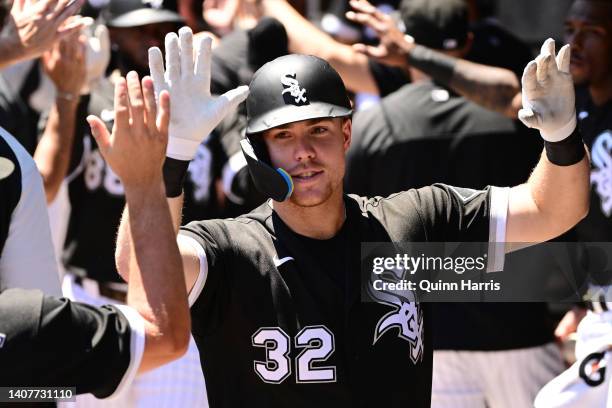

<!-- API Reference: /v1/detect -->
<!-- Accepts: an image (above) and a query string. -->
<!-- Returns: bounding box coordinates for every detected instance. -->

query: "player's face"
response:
[565,0,612,86]
[263,118,352,207]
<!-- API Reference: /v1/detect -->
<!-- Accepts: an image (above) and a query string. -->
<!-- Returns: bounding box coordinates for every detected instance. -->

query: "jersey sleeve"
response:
[0,289,144,398]
[179,220,232,334]
[410,184,509,271]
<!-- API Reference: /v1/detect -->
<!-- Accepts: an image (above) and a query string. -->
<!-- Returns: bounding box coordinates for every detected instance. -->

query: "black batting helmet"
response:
[240,54,352,202]
[101,0,184,28]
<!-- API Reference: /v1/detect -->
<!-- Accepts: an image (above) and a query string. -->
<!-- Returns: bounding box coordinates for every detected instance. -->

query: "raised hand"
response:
[42,30,87,100]
[2,0,87,65]
[86,72,170,190]
[148,26,249,161]
[519,39,576,142]
[346,0,414,68]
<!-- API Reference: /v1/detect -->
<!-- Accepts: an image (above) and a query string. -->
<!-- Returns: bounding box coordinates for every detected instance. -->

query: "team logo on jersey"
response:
[590,130,612,216]
[579,351,608,387]
[0,333,5,349]
[368,267,424,364]
[281,73,308,106]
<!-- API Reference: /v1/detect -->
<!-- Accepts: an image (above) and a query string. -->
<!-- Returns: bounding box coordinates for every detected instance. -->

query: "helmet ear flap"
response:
[240,137,293,202]
[249,133,272,165]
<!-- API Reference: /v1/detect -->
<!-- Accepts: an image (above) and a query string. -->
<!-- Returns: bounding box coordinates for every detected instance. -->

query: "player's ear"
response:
[342,118,352,151]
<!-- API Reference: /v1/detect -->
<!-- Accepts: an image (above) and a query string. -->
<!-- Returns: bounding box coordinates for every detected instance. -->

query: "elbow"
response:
[158,317,191,362]
[142,317,191,371]
[170,325,191,358]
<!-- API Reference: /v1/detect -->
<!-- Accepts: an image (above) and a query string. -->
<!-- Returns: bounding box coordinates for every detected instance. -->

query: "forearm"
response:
[407,45,521,118]
[124,183,190,371]
[507,147,590,243]
[33,97,79,203]
[116,192,184,282]
[262,0,377,94]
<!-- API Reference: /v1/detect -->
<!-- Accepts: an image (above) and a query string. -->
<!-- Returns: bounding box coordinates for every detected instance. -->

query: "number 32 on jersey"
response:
[252,325,336,384]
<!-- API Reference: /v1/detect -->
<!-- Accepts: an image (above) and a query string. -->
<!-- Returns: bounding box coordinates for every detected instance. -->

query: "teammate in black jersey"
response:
[107,27,590,407]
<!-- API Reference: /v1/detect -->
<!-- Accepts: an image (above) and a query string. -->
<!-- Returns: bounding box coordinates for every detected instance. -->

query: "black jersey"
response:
[180,184,507,407]
[345,80,552,351]
[0,288,144,398]
[574,86,612,242]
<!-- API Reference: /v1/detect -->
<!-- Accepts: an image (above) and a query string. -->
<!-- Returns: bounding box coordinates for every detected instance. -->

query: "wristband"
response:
[163,157,190,197]
[406,45,456,86]
[544,127,585,166]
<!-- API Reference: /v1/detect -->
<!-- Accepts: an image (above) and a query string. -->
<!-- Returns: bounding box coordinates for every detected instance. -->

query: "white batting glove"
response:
[82,24,110,94]
[149,26,249,161]
[519,38,576,142]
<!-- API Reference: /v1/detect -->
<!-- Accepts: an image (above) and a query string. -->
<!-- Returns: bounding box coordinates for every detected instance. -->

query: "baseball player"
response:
[106,27,589,407]
[344,1,565,407]
[1,73,190,397]
[348,0,612,405]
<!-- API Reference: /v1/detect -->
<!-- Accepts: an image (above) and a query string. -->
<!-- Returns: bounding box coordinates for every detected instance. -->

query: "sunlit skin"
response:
[564,0,612,104]
[262,117,352,239]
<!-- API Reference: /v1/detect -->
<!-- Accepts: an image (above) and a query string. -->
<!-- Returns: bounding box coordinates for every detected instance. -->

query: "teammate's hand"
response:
[148,26,249,161]
[86,72,170,190]
[2,0,88,65]
[346,0,414,68]
[42,30,87,100]
[519,39,576,142]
